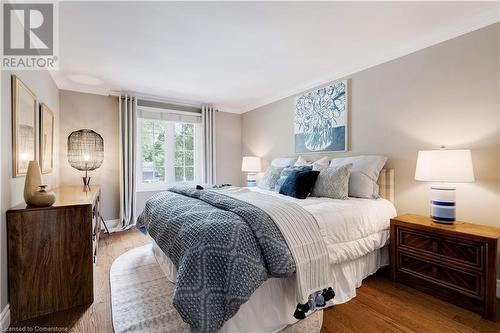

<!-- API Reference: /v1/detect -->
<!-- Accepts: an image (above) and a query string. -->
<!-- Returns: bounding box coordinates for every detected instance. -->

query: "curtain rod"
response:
[113,91,220,113]
[111,90,202,109]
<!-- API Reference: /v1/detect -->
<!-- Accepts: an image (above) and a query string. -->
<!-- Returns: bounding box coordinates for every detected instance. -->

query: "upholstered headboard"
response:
[377,169,394,203]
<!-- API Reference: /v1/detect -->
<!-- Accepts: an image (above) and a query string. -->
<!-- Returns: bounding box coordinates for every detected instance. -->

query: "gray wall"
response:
[58,92,243,222]
[242,23,500,228]
[216,111,242,186]
[1,70,60,312]
[59,90,120,221]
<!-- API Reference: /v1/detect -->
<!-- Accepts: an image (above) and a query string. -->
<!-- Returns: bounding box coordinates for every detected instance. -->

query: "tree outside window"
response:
[138,117,200,189]
[141,119,166,183]
[174,123,195,182]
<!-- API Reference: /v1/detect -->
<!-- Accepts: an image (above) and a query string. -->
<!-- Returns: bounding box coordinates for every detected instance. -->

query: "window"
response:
[136,109,202,191]
[174,123,195,182]
[141,119,167,183]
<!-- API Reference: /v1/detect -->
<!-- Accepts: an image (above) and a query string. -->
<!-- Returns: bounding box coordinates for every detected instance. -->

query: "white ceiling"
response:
[52,1,500,113]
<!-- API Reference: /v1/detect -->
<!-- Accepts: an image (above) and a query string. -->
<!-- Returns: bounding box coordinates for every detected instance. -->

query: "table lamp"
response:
[415,147,474,223]
[242,156,261,187]
[68,129,104,189]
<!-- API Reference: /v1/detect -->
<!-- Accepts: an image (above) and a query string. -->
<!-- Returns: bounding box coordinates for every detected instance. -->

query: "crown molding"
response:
[239,10,500,114]
[59,85,111,97]
[49,70,111,96]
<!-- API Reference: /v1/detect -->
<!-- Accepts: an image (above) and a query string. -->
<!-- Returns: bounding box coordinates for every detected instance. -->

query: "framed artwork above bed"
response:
[294,80,348,153]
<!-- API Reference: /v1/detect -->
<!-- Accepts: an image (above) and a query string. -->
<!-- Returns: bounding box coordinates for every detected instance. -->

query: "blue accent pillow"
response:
[279,170,320,199]
[274,165,312,192]
[258,165,285,190]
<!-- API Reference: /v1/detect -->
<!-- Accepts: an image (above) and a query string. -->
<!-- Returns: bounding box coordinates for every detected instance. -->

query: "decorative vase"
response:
[29,185,56,207]
[24,160,43,205]
[304,130,333,151]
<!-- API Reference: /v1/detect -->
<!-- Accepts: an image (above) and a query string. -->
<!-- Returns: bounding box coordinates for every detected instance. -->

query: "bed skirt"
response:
[152,242,388,333]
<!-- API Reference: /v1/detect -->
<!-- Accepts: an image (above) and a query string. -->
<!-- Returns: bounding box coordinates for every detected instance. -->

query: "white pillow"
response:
[294,156,330,171]
[330,155,387,199]
[271,157,297,168]
[294,155,309,167]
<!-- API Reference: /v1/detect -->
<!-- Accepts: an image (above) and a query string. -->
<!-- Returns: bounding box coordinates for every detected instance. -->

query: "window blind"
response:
[137,108,201,124]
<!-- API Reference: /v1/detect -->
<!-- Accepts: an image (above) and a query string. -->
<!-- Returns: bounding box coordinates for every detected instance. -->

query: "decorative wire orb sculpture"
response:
[67,129,104,171]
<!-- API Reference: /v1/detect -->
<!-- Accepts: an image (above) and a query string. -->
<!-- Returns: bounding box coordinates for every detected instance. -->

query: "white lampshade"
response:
[415,149,475,183]
[241,156,261,172]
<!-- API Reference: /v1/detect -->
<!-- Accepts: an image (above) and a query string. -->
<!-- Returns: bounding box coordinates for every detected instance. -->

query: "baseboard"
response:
[0,304,10,330]
[103,219,122,233]
[497,279,500,298]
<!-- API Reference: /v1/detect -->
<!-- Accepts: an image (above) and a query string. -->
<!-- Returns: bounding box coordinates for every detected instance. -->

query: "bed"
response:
[140,168,396,333]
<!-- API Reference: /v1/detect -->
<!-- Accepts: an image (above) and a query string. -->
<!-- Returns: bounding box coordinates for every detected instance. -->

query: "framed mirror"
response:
[40,103,54,174]
[12,75,37,177]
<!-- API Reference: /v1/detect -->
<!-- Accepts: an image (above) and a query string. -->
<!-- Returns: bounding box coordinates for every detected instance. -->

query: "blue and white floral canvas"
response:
[295,81,348,153]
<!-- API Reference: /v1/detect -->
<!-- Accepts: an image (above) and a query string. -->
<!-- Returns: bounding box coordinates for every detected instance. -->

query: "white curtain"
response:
[119,95,137,229]
[201,105,216,184]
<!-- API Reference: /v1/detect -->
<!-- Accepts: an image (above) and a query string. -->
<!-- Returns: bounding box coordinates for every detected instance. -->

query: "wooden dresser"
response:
[390,214,500,320]
[7,186,101,323]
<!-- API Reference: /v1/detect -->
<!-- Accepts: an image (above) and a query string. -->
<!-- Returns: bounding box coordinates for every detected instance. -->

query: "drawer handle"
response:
[432,241,438,252]
[431,266,438,278]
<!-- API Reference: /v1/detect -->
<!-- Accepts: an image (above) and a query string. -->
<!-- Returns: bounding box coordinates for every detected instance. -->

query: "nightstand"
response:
[390,214,500,321]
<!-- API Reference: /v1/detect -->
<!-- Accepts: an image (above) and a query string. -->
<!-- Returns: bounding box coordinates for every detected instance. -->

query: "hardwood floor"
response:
[10,229,151,333]
[10,229,500,333]
[323,275,500,333]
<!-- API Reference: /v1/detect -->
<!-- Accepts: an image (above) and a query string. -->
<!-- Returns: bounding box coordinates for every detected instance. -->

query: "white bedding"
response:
[152,188,397,332]
[250,187,397,263]
[154,242,389,333]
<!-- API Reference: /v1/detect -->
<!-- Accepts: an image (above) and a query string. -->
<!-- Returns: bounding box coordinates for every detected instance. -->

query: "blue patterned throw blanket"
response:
[137,186,296,333]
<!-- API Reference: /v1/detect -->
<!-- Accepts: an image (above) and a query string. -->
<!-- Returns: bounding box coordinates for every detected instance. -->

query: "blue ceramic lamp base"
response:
[430,185,456,224]
[247,173,257,187]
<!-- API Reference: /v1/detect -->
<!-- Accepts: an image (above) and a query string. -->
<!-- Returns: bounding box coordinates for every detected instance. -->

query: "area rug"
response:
[110,244,323,333]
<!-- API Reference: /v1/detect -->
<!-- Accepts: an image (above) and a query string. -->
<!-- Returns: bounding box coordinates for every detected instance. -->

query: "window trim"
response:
[174,123,195,182]
[136,111,202,192]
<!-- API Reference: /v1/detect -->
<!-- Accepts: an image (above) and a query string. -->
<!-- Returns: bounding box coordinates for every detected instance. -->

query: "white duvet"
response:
[250,187,397,264]
[153,187,398,333]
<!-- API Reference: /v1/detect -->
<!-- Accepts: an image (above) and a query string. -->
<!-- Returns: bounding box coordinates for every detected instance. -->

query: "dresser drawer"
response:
[390,215,500,321]
[398,227,484,269]
[398,253,483,298]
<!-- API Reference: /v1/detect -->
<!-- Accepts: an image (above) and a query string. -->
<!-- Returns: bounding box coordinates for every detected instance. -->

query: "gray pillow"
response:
[330,155,387,199]
[275,165,312,192]
[258,165,285,190]
[311,164,353,199]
